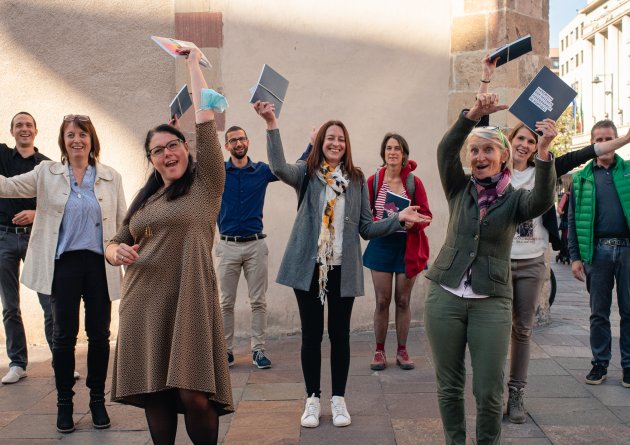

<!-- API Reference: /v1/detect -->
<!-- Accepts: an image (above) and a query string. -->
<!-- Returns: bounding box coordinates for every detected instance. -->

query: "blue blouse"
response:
[55,165,103,258]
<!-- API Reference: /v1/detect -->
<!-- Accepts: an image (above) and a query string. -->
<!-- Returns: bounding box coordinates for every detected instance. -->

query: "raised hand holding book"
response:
[509,66,577,135]
[490,35,532,67]
[151,36,211,69]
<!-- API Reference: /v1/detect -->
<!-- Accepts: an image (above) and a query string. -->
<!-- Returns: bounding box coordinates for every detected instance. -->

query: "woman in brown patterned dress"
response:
[105,48,232,445]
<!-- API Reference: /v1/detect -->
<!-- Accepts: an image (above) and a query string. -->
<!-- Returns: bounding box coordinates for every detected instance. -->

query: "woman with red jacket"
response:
[364,133,431,370]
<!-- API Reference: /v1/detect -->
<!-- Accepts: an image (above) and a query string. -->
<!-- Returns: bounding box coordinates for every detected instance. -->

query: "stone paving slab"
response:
[0,263,629,444]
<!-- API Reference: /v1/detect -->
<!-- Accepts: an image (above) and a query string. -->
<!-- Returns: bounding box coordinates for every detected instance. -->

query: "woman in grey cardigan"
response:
[424,93,556,445]
[254,101,429,429]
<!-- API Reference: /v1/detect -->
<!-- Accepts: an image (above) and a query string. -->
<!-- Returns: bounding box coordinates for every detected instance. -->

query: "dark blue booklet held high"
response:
[490,34,532,67]
[509,66,577,135]
[383,191,410,219]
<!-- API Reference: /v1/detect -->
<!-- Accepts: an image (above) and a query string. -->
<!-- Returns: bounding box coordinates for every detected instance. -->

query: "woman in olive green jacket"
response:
[424,93,556,445]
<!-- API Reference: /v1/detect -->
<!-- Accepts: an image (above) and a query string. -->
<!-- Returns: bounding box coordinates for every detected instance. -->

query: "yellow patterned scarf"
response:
[315,162,349,304]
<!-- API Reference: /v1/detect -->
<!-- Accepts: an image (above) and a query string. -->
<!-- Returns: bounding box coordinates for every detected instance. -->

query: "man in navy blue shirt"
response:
[216,125,278,369]
[0,112,53,384]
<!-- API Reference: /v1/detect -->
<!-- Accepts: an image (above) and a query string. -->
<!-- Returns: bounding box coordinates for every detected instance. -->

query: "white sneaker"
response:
[2,366,27,384]
[300,394,320,428]
[331,395,351,427]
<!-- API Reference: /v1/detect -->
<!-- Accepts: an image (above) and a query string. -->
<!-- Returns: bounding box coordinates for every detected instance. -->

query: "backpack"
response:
[371,167,416,210]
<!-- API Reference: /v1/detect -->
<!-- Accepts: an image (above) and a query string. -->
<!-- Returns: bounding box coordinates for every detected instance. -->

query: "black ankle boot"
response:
[56,401,75,433]
[89,398,111,429]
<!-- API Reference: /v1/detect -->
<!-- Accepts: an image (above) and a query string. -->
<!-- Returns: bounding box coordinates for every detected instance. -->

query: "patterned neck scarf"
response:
[315,162,349,304]
[471,168,511,221]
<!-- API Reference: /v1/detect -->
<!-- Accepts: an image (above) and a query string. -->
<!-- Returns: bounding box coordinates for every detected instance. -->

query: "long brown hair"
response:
[305,120,362,182]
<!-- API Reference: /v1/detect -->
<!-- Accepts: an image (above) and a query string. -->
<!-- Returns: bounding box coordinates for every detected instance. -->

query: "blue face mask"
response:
[200,88,229,113]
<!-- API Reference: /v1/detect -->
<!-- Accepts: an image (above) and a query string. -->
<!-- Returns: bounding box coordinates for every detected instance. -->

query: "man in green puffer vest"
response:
[568,120,630,389]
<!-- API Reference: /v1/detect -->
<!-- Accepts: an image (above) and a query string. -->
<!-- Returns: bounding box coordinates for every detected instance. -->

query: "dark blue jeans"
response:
[0,230,53,369]
[585,242,630,369]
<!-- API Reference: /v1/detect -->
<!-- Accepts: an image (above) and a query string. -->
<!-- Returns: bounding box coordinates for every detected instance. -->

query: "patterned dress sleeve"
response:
[110,223,134,247]
[195,120,226,196]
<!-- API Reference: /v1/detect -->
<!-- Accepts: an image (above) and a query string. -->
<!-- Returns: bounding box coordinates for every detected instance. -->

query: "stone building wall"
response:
[0,0,549,346]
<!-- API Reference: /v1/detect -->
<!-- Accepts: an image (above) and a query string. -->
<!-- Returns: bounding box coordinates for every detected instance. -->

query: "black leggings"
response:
[294,266,355,398]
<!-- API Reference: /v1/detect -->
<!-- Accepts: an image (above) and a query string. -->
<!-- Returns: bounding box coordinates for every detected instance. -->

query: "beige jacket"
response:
[0,160,126,299]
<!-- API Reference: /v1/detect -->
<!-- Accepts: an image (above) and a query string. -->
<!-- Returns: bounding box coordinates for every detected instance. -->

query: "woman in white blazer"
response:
[0,115,126,434]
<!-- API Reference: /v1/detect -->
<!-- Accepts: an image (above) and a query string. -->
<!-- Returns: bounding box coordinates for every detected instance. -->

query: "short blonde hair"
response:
[463,127,513,172]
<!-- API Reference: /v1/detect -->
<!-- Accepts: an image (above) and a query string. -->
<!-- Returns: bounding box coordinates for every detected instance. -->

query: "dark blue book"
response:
[490,35,532,67]
[509,66,577,135]
[383,191,410,219]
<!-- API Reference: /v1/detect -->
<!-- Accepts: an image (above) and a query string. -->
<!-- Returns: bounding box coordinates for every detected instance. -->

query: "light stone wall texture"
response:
[0,0,548,346]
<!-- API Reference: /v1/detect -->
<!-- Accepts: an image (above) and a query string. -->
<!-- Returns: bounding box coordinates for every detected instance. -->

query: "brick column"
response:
[173,0,225,131]
[448,0,550,127]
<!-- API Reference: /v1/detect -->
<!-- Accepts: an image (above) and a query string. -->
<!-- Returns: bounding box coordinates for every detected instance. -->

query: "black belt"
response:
[0,224,31,234]
[597,238,629,247]
[220,233,266,243]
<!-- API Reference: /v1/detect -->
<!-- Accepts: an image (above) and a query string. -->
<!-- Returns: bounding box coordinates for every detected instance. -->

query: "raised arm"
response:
[593,127,630,156]
[254,101,304,188]
[515,154,556,223]
[181,47,225,193]
[437,93,508,200]
[182,48,214,124]
[535,119,554,162]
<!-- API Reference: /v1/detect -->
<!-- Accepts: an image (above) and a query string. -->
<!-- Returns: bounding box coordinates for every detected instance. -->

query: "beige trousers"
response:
[216,238,268,352]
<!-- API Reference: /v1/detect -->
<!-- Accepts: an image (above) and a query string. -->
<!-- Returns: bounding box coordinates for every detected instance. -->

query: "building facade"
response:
[0,0,549,344]
[559,0,630,156]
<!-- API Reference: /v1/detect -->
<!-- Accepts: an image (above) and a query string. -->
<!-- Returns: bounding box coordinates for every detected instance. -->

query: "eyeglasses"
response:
[63,115,91,122]
[227,136,248,146]
[483,126,509,148]
[148,139,183,157]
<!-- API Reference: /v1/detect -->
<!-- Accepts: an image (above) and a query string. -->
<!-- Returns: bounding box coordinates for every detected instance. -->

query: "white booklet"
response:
[151,36,211,69]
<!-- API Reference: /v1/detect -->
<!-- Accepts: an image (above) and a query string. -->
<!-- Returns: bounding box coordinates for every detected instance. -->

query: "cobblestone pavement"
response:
[0,262,628,444]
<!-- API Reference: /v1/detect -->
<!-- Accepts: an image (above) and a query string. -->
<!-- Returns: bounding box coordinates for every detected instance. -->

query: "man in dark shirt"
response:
[0,112,53,384]
[216,125,277,369]
[568,120,630,389]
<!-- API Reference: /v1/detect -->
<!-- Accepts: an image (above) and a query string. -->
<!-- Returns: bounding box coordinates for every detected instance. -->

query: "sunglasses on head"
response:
[482,126,509,148]
[63,115,91,122]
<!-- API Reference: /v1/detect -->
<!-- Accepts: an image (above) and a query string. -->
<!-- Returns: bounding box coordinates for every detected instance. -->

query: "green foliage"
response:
[551,106,574,157]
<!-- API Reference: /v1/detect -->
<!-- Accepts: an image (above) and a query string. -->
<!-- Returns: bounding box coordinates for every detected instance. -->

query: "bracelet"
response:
[480,79,491,83]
